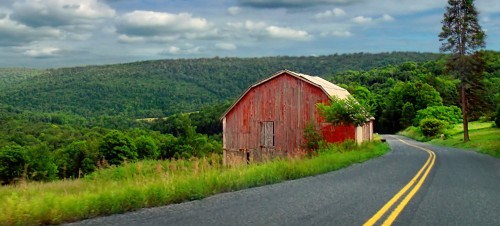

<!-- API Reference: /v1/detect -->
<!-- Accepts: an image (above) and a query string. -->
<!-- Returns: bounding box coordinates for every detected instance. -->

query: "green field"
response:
[400,121,500,158]
[429,122,500,157]
[0,141,388,225]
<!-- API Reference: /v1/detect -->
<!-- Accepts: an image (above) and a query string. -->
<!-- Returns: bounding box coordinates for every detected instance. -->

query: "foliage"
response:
[135,135,160,159]
[54,141,99,179]
[415,106,463,126]
[99,130,138,165]
[0,52,441,119]
[439,0,486,141]
[0,141,389,225]
[303,122,323,153]
[420,118,447,137]
[401,102,416,128]
[0,146,26,185]
[318,96,371,127]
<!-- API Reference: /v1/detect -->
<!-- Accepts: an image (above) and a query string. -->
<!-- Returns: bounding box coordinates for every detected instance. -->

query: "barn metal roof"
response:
[220,69,351,120]
[285,70,350,99]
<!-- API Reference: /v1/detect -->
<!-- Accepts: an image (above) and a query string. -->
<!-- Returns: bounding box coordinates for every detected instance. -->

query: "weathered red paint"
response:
[222,71,357,165]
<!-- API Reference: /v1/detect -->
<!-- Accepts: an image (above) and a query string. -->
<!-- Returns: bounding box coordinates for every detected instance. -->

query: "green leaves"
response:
[317,96,371,127]
[100,130,138,165]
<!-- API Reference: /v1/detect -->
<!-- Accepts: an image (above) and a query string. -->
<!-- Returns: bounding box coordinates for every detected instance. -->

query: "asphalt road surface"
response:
[66,135,500,226]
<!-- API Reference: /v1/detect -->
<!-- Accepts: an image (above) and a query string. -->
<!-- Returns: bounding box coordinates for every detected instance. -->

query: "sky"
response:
[0,0,499,68]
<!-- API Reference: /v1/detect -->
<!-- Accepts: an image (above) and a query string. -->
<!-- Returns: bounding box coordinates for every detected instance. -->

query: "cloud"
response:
[315,8,346,19]
[0,15,61,46]
[380,14,394,21]
[161,45,202,55]
[321,30,352,37]
[216,43,237,50]
[116,10,215,41]
[352,16,372,24]
[11,0,115,28]
[23,46,62,58]
[227,20,311,41]
[266,26,311,40]
[237,0,365,9]
[227,6,241,15]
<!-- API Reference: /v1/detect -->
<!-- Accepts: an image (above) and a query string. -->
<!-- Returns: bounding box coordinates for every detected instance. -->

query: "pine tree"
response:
[439,0,486,142]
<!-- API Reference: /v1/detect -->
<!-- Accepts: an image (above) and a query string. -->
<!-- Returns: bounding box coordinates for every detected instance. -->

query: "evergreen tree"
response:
[439,0,486,141]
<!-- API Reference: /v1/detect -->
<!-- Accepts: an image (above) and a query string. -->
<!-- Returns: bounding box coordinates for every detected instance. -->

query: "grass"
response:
[399,121,500,158]
[0,140,389,225]
[428,124,500,157]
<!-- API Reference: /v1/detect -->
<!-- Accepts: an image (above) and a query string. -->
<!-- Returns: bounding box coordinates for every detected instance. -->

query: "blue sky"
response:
[0,0,499,68]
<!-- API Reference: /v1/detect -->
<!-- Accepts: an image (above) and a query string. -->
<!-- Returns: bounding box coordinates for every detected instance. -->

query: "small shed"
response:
[221,70,374,165]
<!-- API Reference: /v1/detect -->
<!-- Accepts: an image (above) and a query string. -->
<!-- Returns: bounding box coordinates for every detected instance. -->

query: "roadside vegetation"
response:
[399,121,499,157]
[0,140,388,225]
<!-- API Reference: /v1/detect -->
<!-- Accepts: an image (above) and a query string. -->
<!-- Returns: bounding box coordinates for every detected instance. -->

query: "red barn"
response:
[221,70,373,165]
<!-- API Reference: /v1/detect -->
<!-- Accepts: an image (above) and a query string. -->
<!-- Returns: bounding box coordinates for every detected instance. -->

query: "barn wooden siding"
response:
[222,71,357,166]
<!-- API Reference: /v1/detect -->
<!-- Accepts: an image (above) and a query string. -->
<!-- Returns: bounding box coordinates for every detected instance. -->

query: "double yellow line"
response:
[363,137,436,226]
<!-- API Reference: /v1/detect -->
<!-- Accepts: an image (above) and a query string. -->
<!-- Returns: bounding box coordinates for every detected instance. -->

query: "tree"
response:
[317,96,371,127]
[0,145,26,185]
[135,135,160,159]
[100,130,137,165]
[439,0,486,141]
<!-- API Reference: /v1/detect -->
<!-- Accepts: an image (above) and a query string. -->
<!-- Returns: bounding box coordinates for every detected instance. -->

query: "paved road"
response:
[67,135,500,226]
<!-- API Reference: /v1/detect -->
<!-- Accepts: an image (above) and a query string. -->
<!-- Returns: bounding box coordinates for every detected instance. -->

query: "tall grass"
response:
[0,141,389,225]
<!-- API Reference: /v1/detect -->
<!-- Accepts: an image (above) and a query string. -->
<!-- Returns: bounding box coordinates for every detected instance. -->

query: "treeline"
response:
[0,103,229,185]
[0,52,440,118]
[328,50,500,133]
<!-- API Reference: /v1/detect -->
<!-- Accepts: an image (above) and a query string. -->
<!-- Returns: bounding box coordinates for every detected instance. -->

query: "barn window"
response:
[261,121,274,147]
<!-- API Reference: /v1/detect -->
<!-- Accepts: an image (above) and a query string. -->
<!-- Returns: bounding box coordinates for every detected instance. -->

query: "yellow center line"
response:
[363,136,436,226]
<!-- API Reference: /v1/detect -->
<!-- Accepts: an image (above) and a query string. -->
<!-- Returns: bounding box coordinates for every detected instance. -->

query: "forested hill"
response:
[0,52,441,118]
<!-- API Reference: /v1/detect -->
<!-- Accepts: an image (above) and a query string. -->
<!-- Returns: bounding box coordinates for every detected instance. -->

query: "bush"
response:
[303,123,323,154]
[415,105,462,126]
[420,118,447,137]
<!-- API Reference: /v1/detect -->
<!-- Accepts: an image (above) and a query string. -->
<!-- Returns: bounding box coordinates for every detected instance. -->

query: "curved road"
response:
[67,135,500,226]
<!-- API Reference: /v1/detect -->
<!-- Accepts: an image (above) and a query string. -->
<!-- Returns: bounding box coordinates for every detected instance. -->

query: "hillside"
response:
[0,68,45,90]
[0,52,441,118]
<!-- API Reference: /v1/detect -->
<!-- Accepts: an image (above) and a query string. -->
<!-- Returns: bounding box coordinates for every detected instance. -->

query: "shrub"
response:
[415,105,462,126]
[420,118,447,137]
[303,123,323,154]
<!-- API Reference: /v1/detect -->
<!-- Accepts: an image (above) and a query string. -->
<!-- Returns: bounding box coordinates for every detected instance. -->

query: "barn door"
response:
[260,121,275,161]
[261,121,274,147]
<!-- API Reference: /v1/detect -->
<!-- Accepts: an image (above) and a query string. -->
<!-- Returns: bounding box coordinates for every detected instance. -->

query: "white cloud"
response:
[23,46,61,58]
[11,0,115,28]
[166,46,180,54]
[352,16,372,24]
[227,6,241,15]
[116,10,215,41]
[315,8,346,19]
[227,20,311,41]
[216,43,237,50]
[266,26,311,41]
[162,45,201,55]
[381,14,394,21]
